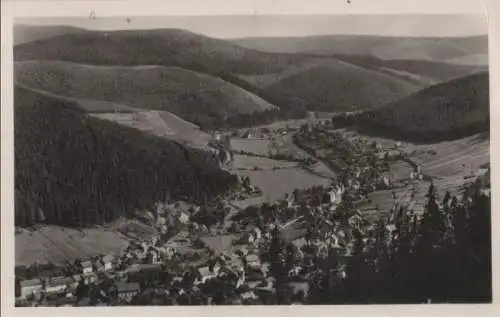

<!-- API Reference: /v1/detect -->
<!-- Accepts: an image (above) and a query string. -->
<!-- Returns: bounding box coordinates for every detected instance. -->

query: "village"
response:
[15,115,490,307]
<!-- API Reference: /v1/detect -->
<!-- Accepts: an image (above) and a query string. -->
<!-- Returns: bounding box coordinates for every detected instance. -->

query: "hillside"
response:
[333,72,490,142]
[445,53,489,66]
[14,85,238,228]
[13,29,310,75]
[14,24,87,46]
[16,28,487,121]
[332,55,487,87]
[232,35,488,63]
[14,29,423,115]
[15,61,276,129]
[252,59,421,112]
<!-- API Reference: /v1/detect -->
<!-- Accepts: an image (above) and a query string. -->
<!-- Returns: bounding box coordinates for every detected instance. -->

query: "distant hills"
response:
[15,60,276,129]
[14,28,310,75]
[13,25,489,129]
[13,25,87,46]
[241,58,421,112]
[332,55,487,87]
[15,85,237,228]
[333,72,490,142]
[14,28,452,117]
[232,35,488,65]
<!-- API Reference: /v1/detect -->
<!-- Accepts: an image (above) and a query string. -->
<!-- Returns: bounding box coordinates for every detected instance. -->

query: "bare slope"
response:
[15,60,276,129]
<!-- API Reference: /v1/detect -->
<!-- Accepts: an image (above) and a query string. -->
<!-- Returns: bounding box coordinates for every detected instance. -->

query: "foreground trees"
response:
[15,86,238,228]
[308,179,491,304]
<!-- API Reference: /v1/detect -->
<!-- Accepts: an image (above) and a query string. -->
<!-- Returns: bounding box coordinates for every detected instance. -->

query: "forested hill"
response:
[14,85,238,228]
[332,72,490,143]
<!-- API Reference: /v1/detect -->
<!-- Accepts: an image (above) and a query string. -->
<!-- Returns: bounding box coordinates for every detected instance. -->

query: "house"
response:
[81,272,98,285]
[78,258,93,275]
[17,278,43,299]
[252,228,262,240]
[94,260,104,272]
[102,254,114,271]
[245,254,261,269]
[348,214,363,229]
[115,282,140,303]
[44,276,72,295]
[289,281,310,302]
[196,266,217,284]
[178,211,190,224]
[241,291,258,300]
[224,253,244,271]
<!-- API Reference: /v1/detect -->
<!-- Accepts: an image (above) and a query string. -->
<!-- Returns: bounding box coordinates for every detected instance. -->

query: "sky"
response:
[15,14,488,39]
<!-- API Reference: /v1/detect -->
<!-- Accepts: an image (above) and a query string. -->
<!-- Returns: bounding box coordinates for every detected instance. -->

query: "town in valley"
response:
[12,14,491,306]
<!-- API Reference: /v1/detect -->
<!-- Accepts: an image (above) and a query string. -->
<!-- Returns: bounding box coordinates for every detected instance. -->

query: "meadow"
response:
[15,225,129,266]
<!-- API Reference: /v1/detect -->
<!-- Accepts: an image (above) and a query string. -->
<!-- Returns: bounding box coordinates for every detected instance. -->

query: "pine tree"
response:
[269,223,287,304]
[344,229,372,303]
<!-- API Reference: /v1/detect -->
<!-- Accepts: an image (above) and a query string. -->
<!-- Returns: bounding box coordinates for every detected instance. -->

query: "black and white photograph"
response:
[3,1,493,309]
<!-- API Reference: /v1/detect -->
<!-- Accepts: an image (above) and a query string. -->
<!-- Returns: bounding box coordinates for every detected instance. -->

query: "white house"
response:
[44,276,71,295]
[178,211,190,224]
[17,278,43,299]
[245,254,261,269]
[253,228,262,240]
[196,266,217,284]
[101,254,114,271]
[78,259,93,275]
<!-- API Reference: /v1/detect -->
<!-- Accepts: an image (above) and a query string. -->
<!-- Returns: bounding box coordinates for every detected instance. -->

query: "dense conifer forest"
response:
[14,85,238,228]
[331,72,489,143]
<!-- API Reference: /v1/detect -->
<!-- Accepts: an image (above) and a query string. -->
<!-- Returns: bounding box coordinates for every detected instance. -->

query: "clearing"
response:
[91,110,212,150]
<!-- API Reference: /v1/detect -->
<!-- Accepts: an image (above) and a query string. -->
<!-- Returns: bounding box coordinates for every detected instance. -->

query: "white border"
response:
[2,1,499,317]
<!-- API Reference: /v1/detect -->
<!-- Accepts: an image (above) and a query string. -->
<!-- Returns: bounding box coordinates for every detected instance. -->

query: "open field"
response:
[319,128,489,223]
[91,110,212,150]
[15,225,129,266]
[231,154,298,171]
[383,160,415,183]
[230,138,273,156]
[236,168,332,201]
[230,136,309,161]
[408,135,490,179]
[334,129,490,180]
[15,219,162,266]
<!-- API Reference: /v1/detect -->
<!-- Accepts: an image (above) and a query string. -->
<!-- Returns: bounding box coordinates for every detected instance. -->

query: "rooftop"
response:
[19,278,42,287]
[116,282,140,293]
[198,266,216,277]
[245,254,260,262]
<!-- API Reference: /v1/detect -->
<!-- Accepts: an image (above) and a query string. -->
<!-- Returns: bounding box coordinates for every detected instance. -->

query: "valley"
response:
[12,23,491,306]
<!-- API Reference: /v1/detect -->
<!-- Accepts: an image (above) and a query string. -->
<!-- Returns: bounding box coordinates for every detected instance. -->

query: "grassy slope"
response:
[15,60,276,128]
[350,72,489,142]
[15,84,237,228]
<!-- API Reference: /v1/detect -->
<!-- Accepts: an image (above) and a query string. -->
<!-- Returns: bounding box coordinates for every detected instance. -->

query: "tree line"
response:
[330,72,489,143]
[268,179,491,304]
[15,86,238,228]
